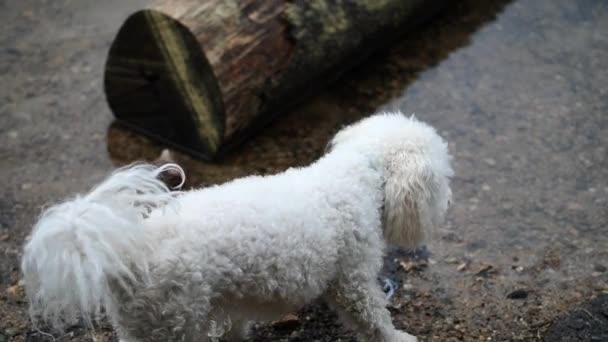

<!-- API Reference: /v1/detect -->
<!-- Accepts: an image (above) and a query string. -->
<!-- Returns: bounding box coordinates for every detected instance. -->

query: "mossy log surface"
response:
[104,0,446,159]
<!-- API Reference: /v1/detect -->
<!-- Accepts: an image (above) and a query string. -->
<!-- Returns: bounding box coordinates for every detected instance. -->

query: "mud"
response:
[545,294,608,342]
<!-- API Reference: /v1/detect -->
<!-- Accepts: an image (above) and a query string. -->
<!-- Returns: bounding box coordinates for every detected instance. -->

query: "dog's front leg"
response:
[324,280,417,342]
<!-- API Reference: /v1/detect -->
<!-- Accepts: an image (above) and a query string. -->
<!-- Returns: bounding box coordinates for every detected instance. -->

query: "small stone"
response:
[399,260,427,272]
[419,291,432,298]
[457,262,468,272]
[445,256,459,264]
[593,264,606,273]
[6,283,24,300]
[475,264,497,277]
[507,289,528,300]
[388,302,403,310]
[400,260,415,272]
[482,184,491,191]
[514,266,524,273]
[0,234,8,241]
[21,183,32,190]
[484,158,496,166]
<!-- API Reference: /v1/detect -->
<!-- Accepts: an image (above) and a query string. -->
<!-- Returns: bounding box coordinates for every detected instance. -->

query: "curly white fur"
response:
[22,112,453,342]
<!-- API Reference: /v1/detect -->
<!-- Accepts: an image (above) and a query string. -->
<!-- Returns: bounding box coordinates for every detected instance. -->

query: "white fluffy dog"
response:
[22,112,453,342]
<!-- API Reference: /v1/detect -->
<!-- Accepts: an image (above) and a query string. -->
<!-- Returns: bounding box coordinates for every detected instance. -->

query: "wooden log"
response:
[104,0,447,159]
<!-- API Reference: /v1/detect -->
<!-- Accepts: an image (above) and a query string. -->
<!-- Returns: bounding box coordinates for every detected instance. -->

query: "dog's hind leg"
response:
[324,279,417,342]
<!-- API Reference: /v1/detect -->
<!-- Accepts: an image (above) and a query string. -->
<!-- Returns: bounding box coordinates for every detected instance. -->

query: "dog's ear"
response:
[383,150,450,249]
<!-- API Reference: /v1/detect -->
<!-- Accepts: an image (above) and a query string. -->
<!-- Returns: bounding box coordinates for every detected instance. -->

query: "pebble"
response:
[593,264,606,273]
[445,256,459,264]
[419,291,432,298]
[475,264,496,276]
[5,282,24,300]
[388,301,403,310]
[399,260,427,272]
[507,289,528,300]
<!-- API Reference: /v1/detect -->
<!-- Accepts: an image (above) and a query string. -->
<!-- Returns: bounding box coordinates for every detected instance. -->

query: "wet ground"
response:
[1,0,607,341]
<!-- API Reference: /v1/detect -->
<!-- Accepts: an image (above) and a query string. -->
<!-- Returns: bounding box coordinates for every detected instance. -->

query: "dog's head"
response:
[328,112,454,249]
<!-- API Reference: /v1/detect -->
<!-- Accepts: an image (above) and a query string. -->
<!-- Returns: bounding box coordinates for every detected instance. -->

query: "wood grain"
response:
[104,0,446,159]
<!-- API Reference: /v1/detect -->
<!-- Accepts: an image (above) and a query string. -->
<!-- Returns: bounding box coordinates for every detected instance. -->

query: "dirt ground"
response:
[1,0,607,341]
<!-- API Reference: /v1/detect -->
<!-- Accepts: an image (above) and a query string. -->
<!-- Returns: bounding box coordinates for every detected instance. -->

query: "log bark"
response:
[104,0,446,159]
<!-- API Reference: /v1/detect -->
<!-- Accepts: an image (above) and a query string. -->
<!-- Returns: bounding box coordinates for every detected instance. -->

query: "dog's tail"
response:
[21,163,184,329]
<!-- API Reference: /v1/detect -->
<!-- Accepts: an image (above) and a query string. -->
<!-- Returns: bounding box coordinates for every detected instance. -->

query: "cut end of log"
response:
[104,9,225,159]
[103,0,447,160]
